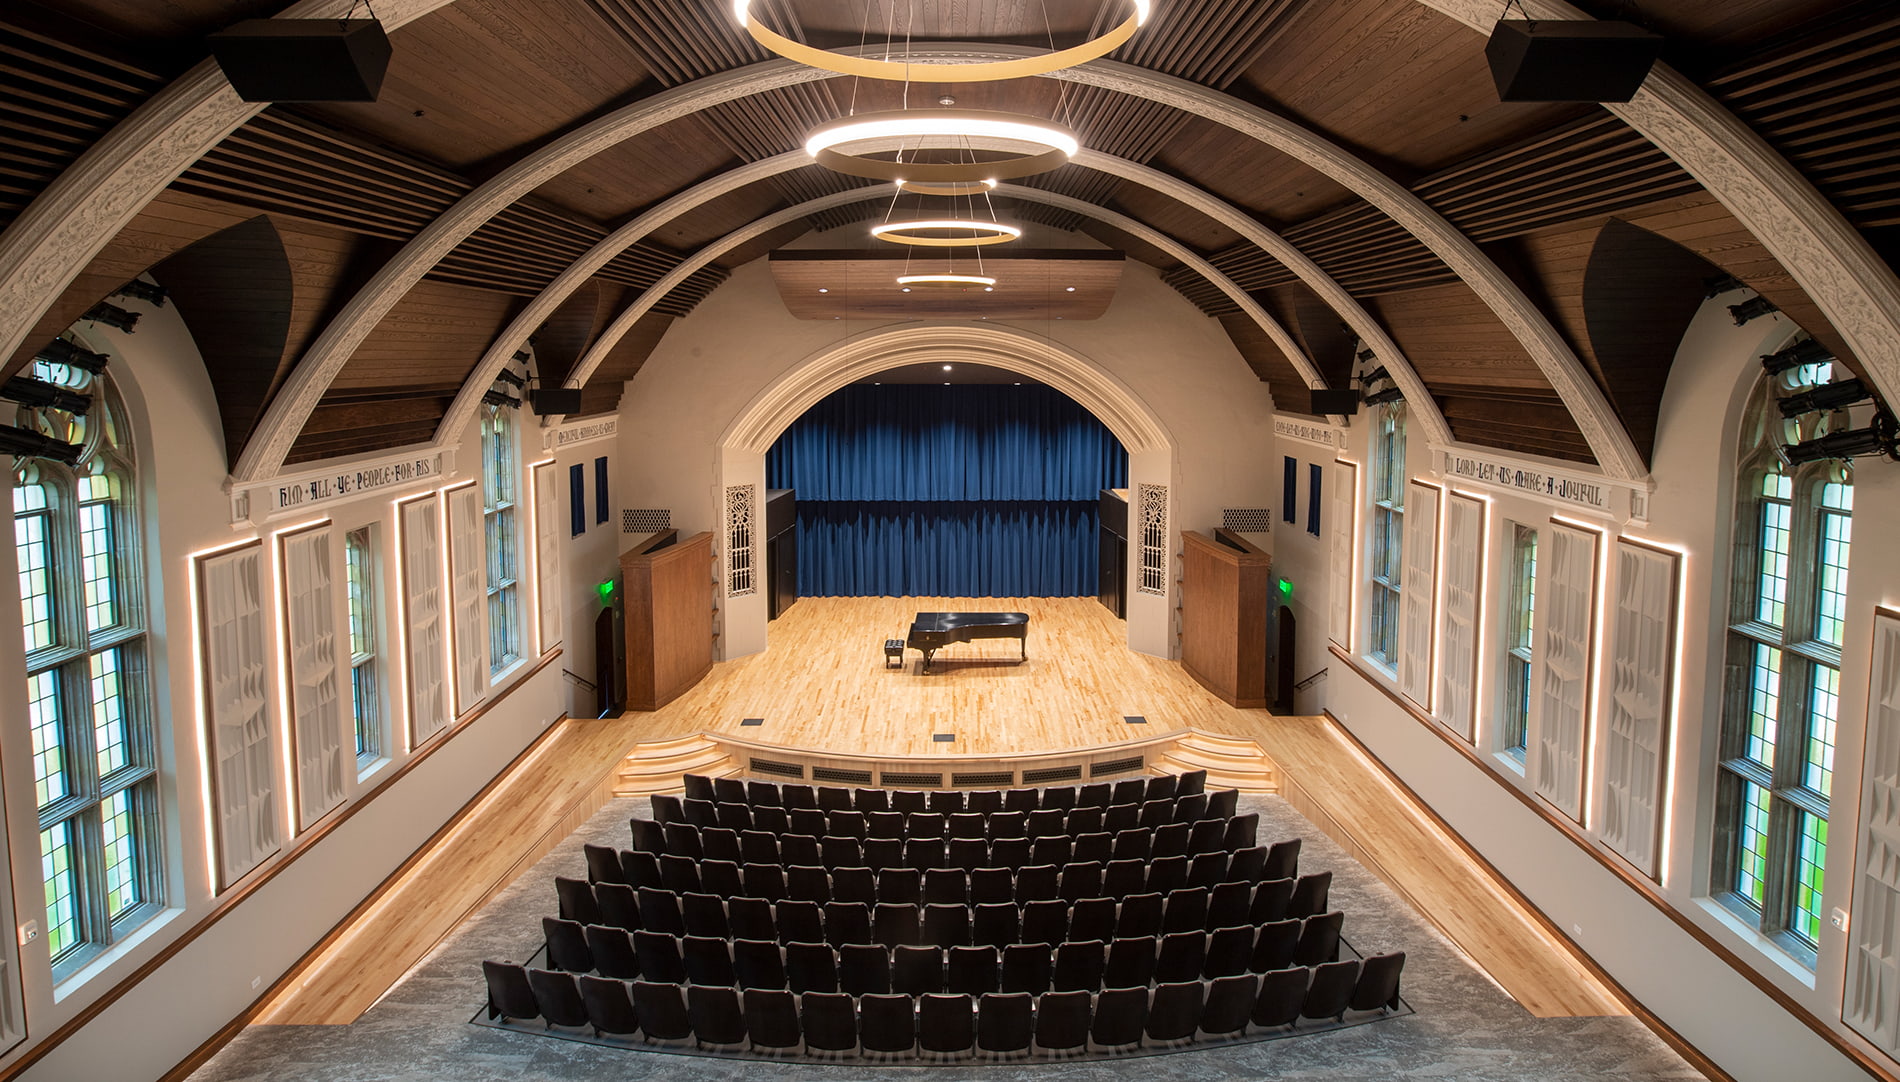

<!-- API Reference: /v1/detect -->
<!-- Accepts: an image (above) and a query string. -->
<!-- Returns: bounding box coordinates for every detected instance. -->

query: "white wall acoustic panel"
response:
[1848,611,1900,1053]
[1530,521,1599,822]
[533,461,563,657]
[1435,492,1484,741]
[399,493,447,746]
[280,525,346,831]
[1399,481,1441,709]
[447,483,488,717]
[196,541,278,890]
[1598,539,1679,877]
[1328,460,1357,650]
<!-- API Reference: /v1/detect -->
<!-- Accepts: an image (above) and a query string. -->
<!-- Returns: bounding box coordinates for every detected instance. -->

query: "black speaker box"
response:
[1309,388,1360,416]
[209,19,393,103]
[1485,20,1662,103]
[528,387,585,415]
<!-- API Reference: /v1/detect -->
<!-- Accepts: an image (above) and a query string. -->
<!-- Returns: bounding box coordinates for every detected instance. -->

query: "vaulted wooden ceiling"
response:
[3,0,1895,471]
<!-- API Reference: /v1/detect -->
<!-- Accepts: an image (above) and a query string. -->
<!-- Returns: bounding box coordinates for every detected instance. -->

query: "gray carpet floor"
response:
[190,792,1703,1081]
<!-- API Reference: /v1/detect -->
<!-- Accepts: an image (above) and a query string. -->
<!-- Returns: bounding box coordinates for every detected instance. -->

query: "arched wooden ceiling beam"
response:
[240,51,1478,482]
[550,180,1333,414]
[0,0,456,370]
[1415,0,1900,442]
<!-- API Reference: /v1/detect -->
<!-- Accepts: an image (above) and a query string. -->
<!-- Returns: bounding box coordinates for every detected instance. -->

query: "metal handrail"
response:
[1293,666,1329,691]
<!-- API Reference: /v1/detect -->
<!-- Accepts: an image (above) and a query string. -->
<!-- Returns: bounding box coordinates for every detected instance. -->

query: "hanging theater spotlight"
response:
[733,0,1150,83]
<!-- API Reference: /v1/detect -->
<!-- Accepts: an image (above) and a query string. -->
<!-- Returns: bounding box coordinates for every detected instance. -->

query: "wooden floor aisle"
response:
[257,596,1627,1026]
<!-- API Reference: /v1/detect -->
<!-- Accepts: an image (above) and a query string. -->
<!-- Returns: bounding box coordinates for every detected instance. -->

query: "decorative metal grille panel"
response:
[881,772,945,787]
[811,766,873,784]
[622,508,670,533]
[749,758,805,778]
[1021,765,1083,783]
[952,771,1016,786]
[1223,508,1272,533]
[1090,756,1146,776]
[726,485,756,597]
[1848,611,1900,1053]
[1137,483,1168,597]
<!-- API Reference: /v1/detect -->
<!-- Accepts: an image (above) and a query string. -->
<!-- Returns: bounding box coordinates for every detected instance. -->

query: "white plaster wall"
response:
[533,429,626,717]
[0,298,573,1081]
[1316,292,1900,1081]
[616,256,1277,660]
[1268,437,1340,715]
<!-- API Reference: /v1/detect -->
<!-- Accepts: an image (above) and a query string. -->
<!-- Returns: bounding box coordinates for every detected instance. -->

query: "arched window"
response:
[13,345,163,974]
[1712,348,1851,961]
[1367,403,1407,666]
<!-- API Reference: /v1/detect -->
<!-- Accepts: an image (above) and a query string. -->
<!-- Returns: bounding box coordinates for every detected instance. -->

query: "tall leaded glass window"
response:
[1713,357,1852,961]
[1367,404,1406,666]
[481,402,520,673]
[345,525,381,764]
[12,352,163,975]
[1501,523,1538,763]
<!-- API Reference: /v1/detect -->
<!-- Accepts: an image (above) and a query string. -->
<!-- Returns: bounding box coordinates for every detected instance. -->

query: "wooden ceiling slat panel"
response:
[579,308,677,414]
[1111,0,1300,89]
[329,280,524,391]
[1218,311,1306,408]
[1361,281,1553,392]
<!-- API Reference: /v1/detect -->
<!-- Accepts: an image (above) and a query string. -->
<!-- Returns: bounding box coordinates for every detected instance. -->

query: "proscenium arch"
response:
[714,322,1178,661]
[10,23,1893,479]
[723,322,1173,457]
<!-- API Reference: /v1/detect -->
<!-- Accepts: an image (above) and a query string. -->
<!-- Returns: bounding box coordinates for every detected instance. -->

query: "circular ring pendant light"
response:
[898,274,998,288]
[733,0,1150,82]
[805,110,1078,184]
[899,178,998,197]
[872,219,1023,247]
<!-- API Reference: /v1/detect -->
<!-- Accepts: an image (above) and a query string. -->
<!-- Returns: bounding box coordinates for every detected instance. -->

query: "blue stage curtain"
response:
[767,385,1127,597]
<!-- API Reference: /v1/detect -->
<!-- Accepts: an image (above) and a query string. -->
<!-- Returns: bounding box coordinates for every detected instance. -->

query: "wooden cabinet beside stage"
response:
[1180,528,1270,709]
[620,529,716,711]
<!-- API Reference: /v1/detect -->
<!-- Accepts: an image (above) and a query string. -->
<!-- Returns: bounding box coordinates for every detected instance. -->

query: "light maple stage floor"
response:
[635,596,1240,755]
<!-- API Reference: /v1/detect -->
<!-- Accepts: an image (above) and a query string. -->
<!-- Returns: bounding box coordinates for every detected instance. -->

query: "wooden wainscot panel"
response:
[621,529,716,711]
[1181,529,1271,709]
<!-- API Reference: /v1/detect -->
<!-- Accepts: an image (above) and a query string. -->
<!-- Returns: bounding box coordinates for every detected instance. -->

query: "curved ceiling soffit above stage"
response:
[1415,0,1900,434]
[550,181,1330,419]
[721,322,1175,459]
[3,7,1889,482]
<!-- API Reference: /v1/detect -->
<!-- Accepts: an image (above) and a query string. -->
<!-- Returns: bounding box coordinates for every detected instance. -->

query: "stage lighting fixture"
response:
[1778,378,1872,419]
[1356,348,1376,362]
[3,376,92,415]
[482,388,521,408]
[1356,366,1391,385]
[513,349,532,362]
[493,368,525,388]
[1703,273,1745,298]
[82,302,140,332]
[1728,297,1779,326]
[35,339,110,375]
[113,279,168,307]
[1760,339,1832,376]
[1363,386,1405,406]
[1777,411,1899,465]
[0,424,84,465]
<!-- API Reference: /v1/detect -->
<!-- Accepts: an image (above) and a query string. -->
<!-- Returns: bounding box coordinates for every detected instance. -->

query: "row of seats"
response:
[559,875,1333,944]
[542,913,1348,991]
[680,771,1208,814]
[483,956,1402,1057]
[627,811,1260,869]
[584,846,1291,906]
[649,791,1244,841]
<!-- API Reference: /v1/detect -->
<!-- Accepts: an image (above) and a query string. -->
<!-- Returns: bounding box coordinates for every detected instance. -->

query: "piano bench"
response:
[884,639,906,668]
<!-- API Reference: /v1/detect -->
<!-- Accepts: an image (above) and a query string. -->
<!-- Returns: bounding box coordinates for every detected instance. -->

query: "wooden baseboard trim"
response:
[1329,643,1897,1082]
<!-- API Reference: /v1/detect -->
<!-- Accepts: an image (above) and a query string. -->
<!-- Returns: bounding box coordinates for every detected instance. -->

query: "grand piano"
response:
[905,612,1030,674]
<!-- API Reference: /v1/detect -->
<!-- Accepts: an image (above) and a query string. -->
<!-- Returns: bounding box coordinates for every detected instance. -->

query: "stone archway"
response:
[716,322,1178,661]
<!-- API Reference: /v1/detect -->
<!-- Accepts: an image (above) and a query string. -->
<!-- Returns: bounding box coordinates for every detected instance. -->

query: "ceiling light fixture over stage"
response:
[900,178,998,197]
[897,274,997,288]
[872,219,1023,247]
[805,110,1077,185]
[732,0,1150,83]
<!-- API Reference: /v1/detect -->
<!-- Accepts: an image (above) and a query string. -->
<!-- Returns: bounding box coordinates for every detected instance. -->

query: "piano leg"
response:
[921,648,937,674]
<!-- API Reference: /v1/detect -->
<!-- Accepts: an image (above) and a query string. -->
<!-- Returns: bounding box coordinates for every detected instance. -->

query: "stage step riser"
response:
[612,736,739,797]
